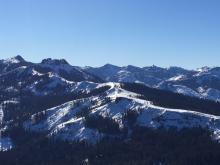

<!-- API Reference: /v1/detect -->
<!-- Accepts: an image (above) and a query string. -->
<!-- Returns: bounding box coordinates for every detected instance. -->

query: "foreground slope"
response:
[25,83,220,143]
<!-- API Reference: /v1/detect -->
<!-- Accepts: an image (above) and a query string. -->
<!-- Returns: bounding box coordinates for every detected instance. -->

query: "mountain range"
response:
[1,55,220,101]
[1,55,220,164]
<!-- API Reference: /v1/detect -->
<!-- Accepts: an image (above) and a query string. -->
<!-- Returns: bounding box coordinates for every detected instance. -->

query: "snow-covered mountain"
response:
[84,65,193,85]
[85,65,220,102]
[0,55,31,74]
[0,56,102,97]
[1,56,220,102]
[1,56,220,147]
[25,83,220,143]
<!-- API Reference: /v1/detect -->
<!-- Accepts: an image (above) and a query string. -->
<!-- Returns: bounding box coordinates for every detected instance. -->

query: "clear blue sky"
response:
[0,0,220,68]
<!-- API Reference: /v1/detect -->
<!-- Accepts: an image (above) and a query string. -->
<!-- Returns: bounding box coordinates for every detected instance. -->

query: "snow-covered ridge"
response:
[24,83,220,143]
[84,64,220,102]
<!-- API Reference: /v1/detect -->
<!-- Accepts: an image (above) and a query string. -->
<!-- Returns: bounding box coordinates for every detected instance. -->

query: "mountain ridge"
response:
[1,55,220,151]
[1,55,220,101]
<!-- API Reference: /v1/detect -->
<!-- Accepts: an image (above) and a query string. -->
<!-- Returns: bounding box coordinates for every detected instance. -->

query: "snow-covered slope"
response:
[25,83,220,143]
[158,70,220,101]
[0,138,13,152]
[0,105,13,151]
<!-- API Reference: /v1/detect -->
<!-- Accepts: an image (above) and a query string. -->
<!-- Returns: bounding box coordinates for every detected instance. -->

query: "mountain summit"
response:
[2,55,26,64]
[41,58,69,65]
[13,55,25,62]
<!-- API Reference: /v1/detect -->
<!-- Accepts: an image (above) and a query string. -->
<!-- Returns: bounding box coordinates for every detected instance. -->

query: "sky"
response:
[0,0,220,69]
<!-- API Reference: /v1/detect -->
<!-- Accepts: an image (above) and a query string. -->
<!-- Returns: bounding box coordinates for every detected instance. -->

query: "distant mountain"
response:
[2,56,219,102]
[84,65,192,85]
[0,55,31,74]
[84,64,220,101]
[0,56,103,96]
